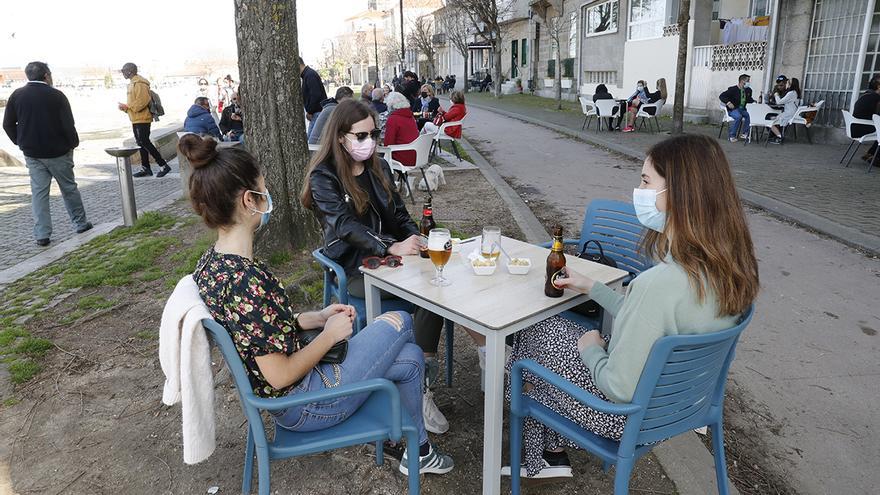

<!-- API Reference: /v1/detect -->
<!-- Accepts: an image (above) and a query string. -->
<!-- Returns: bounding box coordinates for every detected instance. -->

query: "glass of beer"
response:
[481,226,501,259]
[428,228,453,286]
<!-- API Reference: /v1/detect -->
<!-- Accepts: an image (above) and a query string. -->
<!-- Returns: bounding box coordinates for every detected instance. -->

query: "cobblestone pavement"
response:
[463,93,880,251]
[0,157,182,272]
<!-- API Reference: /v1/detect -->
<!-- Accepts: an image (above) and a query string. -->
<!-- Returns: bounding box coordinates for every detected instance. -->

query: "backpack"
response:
[148,90,165,121]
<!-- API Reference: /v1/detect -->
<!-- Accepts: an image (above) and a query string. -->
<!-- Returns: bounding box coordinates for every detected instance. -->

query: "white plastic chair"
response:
[378,133,435,202]
[840,110,877,167]
[595,99,619,133]
[579,96,598,131]
[717,101,737,139]
[743,103,781,146]
[636,99,665,133]
[430,116,465,161]
[788,100,824,144]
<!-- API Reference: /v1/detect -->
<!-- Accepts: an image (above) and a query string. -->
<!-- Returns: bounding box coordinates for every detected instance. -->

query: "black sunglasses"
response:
[347,129,381,142]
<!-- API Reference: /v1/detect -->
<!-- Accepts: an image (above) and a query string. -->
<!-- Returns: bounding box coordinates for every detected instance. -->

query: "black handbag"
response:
[298,330,348,364]
[570,240,618,320]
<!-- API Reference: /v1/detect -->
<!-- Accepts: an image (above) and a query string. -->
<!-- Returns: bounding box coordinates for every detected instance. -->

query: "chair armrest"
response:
[312,249,348,302]
[510,359,642,417]
[851,117,875,126]
[539,239,580,249]
[247,378,403,439]
[382,143,416,153]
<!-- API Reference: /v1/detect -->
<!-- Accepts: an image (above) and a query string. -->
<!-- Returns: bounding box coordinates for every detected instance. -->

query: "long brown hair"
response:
[642,134,759,316]
[300,99,392,215]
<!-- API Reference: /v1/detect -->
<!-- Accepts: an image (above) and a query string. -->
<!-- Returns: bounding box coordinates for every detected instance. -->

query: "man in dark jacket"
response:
[719,74,755,142]
[300,57,327,137]
[184,97,222,139]
[219,91,244,141]
[2,61,92,246]
[401,71,421,109]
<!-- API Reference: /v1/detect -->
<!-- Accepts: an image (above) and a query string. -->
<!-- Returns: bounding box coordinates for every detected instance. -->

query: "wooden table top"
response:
[361,236,628,330]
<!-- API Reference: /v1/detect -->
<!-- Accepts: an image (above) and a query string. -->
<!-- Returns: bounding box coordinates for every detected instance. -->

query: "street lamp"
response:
[372,23,380,86]
[400,0,405,71]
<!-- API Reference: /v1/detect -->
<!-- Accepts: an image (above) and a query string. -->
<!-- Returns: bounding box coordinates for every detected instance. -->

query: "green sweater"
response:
[580,257,739,404]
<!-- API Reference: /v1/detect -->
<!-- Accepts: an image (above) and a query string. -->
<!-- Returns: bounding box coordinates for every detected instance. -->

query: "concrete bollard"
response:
[104,147,141,227]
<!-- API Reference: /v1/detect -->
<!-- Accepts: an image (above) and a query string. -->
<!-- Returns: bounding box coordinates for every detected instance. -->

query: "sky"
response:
[0,0,365,70]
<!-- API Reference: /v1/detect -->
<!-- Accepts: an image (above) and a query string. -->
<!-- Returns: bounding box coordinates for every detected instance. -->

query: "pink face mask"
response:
[345,136,376,162]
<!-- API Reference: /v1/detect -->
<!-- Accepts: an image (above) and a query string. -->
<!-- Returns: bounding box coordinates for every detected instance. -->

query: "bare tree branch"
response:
[409,15,437,78]
[447,0,514,97]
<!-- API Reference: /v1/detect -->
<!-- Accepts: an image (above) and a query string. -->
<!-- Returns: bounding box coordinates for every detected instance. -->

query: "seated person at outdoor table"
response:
[219,91,244,141]
[421,90,467,137]
[184,97,222,139]
[592,84,623,131]
[301,98,463,436]
[621,80,650,133]
[767,75,801,144]
[852,75,880,162]
[480,73,492,92]
[502,134,759,479]
[383,92,419,166]
[415,84,441,131]
[719,73,755,142]
[181,133,454,476]
[308,86,354,145]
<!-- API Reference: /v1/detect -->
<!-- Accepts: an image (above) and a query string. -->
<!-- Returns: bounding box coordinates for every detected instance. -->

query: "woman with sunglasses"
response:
[181,133,454,477]
[302,99,453,437]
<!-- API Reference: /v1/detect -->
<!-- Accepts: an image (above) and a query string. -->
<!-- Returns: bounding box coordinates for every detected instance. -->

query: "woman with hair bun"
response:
[181,133,454,476]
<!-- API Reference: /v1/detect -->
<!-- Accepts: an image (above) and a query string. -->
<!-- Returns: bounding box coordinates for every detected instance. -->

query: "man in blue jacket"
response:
[183,97,222,139]
[2,61,92,247]
[719,74,755,142]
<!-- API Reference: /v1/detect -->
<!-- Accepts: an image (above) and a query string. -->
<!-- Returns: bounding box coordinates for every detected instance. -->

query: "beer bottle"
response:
[419,199,435,259]
[544,225,566,298]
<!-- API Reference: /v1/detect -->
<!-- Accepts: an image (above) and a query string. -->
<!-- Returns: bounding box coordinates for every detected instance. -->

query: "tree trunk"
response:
[234,0,320,256]
[493,36,503,98]
[555,50,562,110]
[462,50,469,93]
[672,0,691,135]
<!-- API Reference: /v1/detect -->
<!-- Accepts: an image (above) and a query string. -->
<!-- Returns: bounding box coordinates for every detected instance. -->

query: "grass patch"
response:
[0,327,29,347]
[268,251,293,267]
[2,398,19,407]
[8,359,41,384]
[76,295,115,310]
[465,91,582,113]
[135,330,157,340]
[14,338,52,357]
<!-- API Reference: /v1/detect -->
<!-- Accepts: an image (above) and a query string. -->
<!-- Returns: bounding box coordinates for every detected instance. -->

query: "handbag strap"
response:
[580,239,606,258]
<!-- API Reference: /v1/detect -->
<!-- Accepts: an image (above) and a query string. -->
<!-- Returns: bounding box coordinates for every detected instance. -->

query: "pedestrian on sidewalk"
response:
[118,62,171,178]
[2,61,93,247]
[300,56,328,138]
[719,74,755,142]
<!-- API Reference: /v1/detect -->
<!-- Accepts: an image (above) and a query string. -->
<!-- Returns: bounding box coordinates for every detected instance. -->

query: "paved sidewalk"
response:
[0,158,182,273]
[462,93,880,254]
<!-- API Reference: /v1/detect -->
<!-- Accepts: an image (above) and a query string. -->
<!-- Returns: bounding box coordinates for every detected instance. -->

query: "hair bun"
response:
[178,134,218,169]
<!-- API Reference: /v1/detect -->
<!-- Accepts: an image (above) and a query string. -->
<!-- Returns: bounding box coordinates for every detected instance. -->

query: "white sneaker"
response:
[422,389,449,434]
[500,459,573,479]
[478,346,513,392]
[399,443,454,475]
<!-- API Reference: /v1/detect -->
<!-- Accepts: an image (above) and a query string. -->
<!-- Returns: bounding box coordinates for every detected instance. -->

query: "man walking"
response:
[300,57,327,137]
[117,62,171,177]
[3,61,92,247]
[719,74,755,143]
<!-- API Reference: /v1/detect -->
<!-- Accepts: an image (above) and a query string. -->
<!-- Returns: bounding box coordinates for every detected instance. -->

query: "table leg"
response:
[364,277,381,323]
[482,331,506,495]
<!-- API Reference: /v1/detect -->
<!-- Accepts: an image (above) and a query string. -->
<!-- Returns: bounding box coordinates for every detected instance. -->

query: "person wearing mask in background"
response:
[421,90,467,138]
[180,132,455,477]
[415,84,441,131]
[118,62,171,178]
[184,97,222,139]
[383,91,420,167]
[371,88,390,138]
[399,71,421,110]
[851,75,880,163]
[308,86,354,145]
[219,91,245,142]
[361,83,374,104]
[3,61,92,247]
[300,56,328,138]
[719,74,755,143]
[767,75,800,144]
[621,80,650,133]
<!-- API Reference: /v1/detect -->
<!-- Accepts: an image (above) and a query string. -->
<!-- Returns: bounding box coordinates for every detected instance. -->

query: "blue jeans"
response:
[25,151,89,240]
[307,111,320,139]
[728,108,750,139]
[273,311,428,445]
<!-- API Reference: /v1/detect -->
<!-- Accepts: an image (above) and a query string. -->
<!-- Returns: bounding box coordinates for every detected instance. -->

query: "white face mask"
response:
[637,85,644,91]
[743,82,751,89]
[632,188,667,232]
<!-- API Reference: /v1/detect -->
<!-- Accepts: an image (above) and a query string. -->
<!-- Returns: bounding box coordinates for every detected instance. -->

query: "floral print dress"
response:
[194,247,300,398]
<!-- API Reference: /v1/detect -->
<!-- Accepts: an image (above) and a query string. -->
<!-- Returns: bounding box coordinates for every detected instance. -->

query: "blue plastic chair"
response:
[509,306,754,495]
[313,248,456,386]
[540,199,653,329]
[201,318,420,495]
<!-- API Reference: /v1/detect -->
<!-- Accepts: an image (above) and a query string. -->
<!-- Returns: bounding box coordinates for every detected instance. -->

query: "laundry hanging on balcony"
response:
[720,17,770,45]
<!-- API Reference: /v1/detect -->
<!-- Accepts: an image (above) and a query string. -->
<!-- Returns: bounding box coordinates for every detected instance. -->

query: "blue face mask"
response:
[247,189,273,229]
[632,187,667,232]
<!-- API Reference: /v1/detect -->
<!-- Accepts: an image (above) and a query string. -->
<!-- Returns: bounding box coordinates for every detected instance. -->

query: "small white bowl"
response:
[507,257,531,275]
[450,238,463,253]
[472,258,497,276]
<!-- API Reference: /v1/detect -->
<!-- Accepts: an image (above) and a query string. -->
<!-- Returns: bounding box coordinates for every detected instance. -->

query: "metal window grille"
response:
[803,0,871,127]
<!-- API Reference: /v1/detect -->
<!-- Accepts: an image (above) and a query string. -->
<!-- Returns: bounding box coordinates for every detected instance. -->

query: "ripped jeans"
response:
[272,311,428,445]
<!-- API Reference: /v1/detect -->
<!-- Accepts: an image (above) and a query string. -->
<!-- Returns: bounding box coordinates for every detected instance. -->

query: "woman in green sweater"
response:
[503,134,760,479]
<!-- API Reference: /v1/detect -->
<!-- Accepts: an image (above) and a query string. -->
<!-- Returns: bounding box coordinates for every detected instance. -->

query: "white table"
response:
[362,236,628,494]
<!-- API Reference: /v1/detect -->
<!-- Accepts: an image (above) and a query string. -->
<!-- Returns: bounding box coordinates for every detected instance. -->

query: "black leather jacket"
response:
[309,159,419,276]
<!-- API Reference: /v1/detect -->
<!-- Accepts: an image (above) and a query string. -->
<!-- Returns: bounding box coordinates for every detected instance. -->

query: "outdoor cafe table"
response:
[361,236,628,495]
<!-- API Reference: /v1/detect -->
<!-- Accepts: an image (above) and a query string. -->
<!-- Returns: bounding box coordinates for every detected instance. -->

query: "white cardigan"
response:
[773,90,799,125]
[159,275,216,465]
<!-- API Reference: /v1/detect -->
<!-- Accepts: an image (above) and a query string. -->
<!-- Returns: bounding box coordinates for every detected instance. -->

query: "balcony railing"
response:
[692,42,767,71]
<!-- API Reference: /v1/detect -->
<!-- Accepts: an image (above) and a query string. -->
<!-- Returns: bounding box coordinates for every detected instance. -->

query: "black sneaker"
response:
[35,238,50,247]
[132,168,152,178]
[381,441,404,462]
[155,165,172,178]
[769,137,782,145]
[501,451,573,479]
[398,443,454,475]
[76,222,93,234]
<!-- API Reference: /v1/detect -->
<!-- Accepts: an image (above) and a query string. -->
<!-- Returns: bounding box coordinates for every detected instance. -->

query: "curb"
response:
[458,128,739,495]
[0,187,182,288]
[465,100,880,256]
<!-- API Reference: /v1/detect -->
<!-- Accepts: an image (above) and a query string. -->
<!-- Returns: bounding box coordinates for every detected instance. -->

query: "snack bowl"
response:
[471,257,497,276]
[507,257,531,275]
[450,238,463,253]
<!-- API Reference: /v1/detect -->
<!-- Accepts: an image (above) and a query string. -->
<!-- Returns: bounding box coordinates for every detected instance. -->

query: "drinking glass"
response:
[428,228,453,286]
[481,226,501,259]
